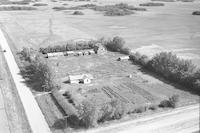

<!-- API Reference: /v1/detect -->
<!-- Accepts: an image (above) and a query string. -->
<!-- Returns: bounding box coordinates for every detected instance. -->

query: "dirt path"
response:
[0,28,51,133]
[85,104,199,133]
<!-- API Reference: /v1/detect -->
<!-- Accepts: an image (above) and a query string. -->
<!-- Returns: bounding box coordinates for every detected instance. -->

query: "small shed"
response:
[66,51,74,56]
[117,56,130,61]
[88,50,95,55]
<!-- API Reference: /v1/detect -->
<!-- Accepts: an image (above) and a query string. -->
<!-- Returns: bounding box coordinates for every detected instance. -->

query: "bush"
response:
[129,52,149,66]
[192,11,200,15]
[0,6,36,11]
[159,95,179,108]
[134,106,147,113]
[130,7,147,11]
[159,100,171,108]
[52,6,68,11]
[120,47,131,55]
[139,2,165,6]
[52,118,67,129]
[52,90,78,116]
[104,36,125,52]
[98,99,127,123]
[169,94,179,108]
[73,11,84,15]
[33,3,48,6]
[110,99,126,119]
[104,8,134,16]
[78,100,98,128]
[148,104,158,110]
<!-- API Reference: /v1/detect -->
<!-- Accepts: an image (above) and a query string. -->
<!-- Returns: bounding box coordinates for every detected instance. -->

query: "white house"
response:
[68,74,93,84]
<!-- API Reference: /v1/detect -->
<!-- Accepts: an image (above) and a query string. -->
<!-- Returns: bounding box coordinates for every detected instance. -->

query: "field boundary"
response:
[0,28,51,133]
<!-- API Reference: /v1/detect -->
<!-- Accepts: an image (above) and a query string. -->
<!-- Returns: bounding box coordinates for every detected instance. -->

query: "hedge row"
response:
[52,91,78,116]
[39,40,97,54]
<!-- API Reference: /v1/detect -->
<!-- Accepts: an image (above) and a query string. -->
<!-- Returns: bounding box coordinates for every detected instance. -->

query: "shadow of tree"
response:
[20,63,45,92]
[132,61,200,96]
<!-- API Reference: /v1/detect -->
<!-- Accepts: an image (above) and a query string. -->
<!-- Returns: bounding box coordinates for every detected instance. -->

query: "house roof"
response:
[69,74,93,81]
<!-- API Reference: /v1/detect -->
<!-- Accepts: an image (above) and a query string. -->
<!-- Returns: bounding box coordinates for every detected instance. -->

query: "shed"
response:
[88,50,95,55]
[117,56,130,61]
[66,51,74,56]
[47,52,64,58]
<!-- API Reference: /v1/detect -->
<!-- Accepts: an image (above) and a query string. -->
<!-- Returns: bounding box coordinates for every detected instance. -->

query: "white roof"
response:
[69,74,93,81]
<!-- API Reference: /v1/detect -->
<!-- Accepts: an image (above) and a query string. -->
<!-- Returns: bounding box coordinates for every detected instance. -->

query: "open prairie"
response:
[0,0,200,65]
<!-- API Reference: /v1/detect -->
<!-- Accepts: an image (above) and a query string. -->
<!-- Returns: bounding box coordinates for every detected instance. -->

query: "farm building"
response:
[66,51,74,56]
[117,56,130,61]
[94,43,106,54]
[88,50,95,55]
[68,74,93,84]
[46,52,64,58]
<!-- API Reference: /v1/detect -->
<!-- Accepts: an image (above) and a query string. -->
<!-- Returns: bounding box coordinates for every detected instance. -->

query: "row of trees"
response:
[39,40,97,54]
[18,47,57,92]
[129,52,200,92]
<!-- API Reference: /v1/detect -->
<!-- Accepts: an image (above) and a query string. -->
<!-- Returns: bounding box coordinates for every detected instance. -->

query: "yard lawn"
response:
[48,52,199,107]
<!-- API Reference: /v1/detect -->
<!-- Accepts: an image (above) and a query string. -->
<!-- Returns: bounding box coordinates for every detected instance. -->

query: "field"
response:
[0,0,200,132]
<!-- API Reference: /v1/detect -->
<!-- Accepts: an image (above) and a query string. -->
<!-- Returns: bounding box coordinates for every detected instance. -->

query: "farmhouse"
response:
[117,56,130,61]
[68,74,93,84]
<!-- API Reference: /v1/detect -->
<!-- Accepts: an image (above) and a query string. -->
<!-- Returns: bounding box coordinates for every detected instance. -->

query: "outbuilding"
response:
[46,52,64,58]
[117,56,130,61]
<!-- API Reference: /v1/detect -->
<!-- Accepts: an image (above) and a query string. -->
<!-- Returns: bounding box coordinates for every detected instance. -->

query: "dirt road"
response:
[85,104,199,133]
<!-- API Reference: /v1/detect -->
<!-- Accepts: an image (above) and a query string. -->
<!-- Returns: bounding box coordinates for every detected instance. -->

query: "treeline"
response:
[39,40,97,54]
[18,48,58,92]
[130,52,200,92]
[100,36,131,55]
